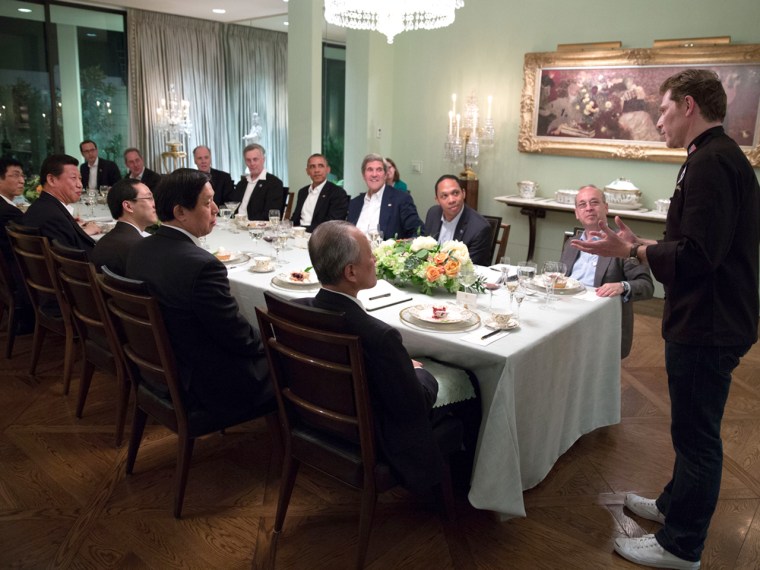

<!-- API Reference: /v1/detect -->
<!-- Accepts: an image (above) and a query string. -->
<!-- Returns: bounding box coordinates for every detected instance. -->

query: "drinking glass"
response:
[517,261,537,288]
[85,188,98,217]
[368,226,383,249]
[459,266,477,293]
[272,229,288,266]
[489,287,512,328]
[505,277,519,310]
[540,261,567,309]
[224,201,240,214]
[249,226,264,247]
[279,219,293,248]
[269,209,281,226]
[513,286,526,321]
[218,208,232,228]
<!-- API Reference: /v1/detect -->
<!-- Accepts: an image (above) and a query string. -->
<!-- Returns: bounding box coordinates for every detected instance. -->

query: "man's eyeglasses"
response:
[576,199,603,209]
[131,196,155,202]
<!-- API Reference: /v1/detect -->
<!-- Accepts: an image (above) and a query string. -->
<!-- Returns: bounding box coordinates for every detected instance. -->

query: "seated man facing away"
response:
[347,154,424,239]
[303,220,479,493]
[90,178,157,275]
[126,168,273,420]
[424,175,492,266]
[560,184,654,358]
[289,153,349,232]
[23,153,100,252]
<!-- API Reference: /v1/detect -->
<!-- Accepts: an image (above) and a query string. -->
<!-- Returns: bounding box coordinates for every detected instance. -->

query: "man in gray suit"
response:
[560,185,653,358]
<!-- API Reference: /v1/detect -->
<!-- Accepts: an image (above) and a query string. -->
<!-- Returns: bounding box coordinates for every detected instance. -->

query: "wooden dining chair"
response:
[98,267,277,517]
[282,188,294,220]
[483,215,511,264]
[0,248,23,358]
[6,223,77,391]
[49,242,130,446]
[257,292,462,569]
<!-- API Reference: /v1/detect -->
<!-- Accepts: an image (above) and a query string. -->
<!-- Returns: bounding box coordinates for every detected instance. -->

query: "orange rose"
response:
[425,265,441,282]
[433,251,448,265]
[443,259,460,277]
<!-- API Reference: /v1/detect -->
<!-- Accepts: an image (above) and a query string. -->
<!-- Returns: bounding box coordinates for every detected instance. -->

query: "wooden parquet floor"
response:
[2,299,760,569]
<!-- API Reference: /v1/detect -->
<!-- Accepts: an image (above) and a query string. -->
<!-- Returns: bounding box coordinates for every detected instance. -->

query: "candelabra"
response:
[155,84,192,172]
[443,92,495,179]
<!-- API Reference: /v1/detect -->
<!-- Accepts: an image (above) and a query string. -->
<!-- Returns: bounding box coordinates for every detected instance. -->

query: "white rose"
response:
[410,236,438,252]
[440,240,470,263]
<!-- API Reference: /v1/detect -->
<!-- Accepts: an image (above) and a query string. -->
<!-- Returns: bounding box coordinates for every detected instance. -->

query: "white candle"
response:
[456,113,461,138]
[487,95,493,121]
[448,110,453,136]
[452,93,457,117]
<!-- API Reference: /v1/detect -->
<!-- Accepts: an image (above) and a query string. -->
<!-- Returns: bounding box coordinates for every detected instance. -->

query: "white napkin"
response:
[414,357,476,408]
[573,288,601,302]
[357,279,413,312]
[460,328,510,346]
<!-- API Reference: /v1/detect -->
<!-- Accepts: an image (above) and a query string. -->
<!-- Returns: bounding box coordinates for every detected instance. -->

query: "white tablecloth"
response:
[206,228,622,519]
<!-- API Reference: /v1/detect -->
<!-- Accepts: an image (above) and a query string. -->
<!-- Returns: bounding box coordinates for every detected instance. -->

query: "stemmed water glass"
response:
[272,228,288,266]
[459,265,477,294]
[540,261,567,309]
[517,261,537,289]
[249,226,264,248]
[269,209,281,227]
[218,208,232,229]
[513,286,526,321]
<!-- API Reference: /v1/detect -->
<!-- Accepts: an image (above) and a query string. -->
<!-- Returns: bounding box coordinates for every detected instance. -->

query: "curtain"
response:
[127,9,289,185]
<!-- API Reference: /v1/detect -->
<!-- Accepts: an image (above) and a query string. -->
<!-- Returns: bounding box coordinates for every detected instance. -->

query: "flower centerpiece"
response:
[23,175,42,203]
[373,236,485,295]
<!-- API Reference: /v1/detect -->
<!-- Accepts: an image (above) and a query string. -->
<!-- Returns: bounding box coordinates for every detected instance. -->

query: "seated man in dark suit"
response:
[290,153,348,232]
[560,185,653,358]
[79,139,121,189]
[0,157,34,331]
[347,153,423,239]
[23,154,100,252]
[304,220,478,493]
[126,168,272,419]
[123,147,162,191]
[227,143,283,221]
[424,175,492,266]
[192,145,234,207]
[91,178,157,275]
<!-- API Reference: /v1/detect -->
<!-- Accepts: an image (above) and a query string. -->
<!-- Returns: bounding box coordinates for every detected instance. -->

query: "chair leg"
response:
[355,486,378,570]
[114,371,130,447]
[265,412,283,459]
[61,328,76,395]
[126,407,148,475]
[75,360,95,418]
[28,321,46,376]
[437,461,457,523]
[4,303,16,359]
[173,435,196,518]
[274,456,300,533]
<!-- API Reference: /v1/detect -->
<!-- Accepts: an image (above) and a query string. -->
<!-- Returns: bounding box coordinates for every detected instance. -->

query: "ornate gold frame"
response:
[518,43,760,166]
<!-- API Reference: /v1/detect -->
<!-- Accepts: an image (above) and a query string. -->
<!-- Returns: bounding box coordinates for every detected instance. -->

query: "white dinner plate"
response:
[272,272,320,289]
[531,276,584,294]
[407,304,473,324]
[217,252,250,265]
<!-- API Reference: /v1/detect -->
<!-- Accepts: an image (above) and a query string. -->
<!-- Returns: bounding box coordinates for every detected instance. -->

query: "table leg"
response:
[519,206,545,261]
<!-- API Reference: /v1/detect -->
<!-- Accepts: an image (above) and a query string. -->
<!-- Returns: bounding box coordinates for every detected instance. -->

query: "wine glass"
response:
[368,226,383,249]
[459,266,477,294]
[269,209,281,227]
[84,188,98,217]
[513,286,526,321]
[517,261,537,288]
[540,261,567,309]
[272,229,288,266]
[218,208,232,228]
[505,277,519,310]
[224,201,240,215]
[249,226,264,247]
[279,219,293,248]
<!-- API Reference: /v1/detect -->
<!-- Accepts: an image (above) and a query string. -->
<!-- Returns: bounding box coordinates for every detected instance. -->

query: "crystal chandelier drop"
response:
[155,84,192,148]
[324,0,464,45]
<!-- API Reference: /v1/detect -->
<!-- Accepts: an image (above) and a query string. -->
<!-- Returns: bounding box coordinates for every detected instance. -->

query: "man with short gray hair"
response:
[228,143,284,220]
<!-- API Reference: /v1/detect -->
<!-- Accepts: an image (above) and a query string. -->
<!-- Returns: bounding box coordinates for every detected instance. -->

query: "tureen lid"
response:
[605,178,639,191]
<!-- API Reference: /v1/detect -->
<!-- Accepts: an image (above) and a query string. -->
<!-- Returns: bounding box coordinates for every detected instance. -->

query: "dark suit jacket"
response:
[22,191,96,253]
[424,204,492,266]
[90,221,143,276]
[0,198,23,265]
[125,168,162,192]
[229,173,284,221]
[300,289,442,492]
[208,168,235,207]
[290,181,349,231]
[80,158,121,188]
[347,185,423,239]
[560,238,654,358]
[126,226,272,419]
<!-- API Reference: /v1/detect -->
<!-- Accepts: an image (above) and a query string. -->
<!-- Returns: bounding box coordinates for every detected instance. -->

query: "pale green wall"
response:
[365,0,760,268]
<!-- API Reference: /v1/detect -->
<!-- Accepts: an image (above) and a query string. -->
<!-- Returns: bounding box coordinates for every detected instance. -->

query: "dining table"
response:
[197,223,623,519]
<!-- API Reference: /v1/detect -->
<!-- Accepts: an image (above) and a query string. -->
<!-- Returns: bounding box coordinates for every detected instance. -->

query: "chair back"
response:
[282,188,293,220]
[0,247,15,313]
[256,292,378,483]
[49,241,118,370]
[97,267,186,432]
[6,223,67,317]
[482,215,511,264]
[562,226,584,249]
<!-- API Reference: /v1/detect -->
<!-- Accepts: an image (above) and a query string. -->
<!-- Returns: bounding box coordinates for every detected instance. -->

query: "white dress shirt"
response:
[299,180,326,227]
[355,186,385,234]
[240,170,268,214]
[438,208,464,244]
[87,159,99,189]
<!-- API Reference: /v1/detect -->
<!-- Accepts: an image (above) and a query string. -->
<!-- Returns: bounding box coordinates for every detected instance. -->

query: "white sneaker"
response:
[614,535,700,569]
[625,493,666,524]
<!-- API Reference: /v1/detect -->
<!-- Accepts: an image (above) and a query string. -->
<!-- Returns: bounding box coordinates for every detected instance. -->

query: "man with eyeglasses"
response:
[559,184,653,358]
[79,139,121,189]
[91,178,157,275]
[0,157,25,262]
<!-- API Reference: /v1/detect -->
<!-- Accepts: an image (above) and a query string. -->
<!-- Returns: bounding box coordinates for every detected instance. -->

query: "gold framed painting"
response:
[518,43,760,166]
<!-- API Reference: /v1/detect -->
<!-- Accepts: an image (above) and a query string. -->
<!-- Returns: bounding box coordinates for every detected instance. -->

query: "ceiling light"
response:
[324,0,464,44]
[212,8,226,14]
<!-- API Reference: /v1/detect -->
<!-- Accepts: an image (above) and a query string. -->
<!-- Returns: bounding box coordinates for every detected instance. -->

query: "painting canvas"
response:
[518,44,760,166]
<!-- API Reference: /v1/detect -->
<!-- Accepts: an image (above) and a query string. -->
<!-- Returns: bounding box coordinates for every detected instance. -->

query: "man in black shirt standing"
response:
[573,69,759,569]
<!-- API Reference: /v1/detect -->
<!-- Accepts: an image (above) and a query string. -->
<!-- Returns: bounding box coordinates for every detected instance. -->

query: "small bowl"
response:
[555,189,578,205]
[654,199,670,214]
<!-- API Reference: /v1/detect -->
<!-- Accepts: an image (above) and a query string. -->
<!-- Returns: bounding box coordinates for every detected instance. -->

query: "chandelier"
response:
[324,0,464,45]
[155,84,192,148]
